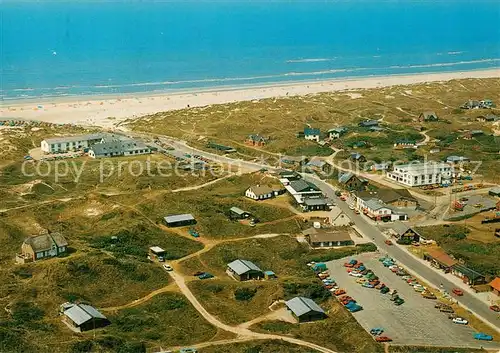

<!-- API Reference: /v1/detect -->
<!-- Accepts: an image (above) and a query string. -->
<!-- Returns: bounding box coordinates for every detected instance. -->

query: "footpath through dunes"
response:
[167,271,339,353]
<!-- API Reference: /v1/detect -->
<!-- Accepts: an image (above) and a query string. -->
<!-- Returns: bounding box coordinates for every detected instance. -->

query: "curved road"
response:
[144,133,500,333]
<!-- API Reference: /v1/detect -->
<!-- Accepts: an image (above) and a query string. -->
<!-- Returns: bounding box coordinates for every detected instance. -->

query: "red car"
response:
[490,305,500,312]
[334,289,346,296]
[385,239,393,245]
[375,336,393,342]
[452,288,464,296]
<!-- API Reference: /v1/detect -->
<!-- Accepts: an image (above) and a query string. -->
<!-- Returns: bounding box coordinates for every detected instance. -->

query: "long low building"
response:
[88,138,150,158]
[61,303,110,332]
[304,228,354,248]
[227,259,264,281]
[41,133,105,153]
[163,214,196,227]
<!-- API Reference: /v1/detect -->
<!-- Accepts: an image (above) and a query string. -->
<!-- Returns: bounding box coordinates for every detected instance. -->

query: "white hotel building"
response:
[387,162,453,187]
[41,134,105,154]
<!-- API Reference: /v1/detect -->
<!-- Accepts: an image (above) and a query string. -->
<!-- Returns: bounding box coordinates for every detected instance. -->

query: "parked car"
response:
[452,288,464,296]
[193,271,205,276]
[394,298,405,306]
[162,264,173,271]
[370,328,384,336]
[439,306,454,313]
[334,289,346,296]
[350,272,363,278]
[380,287,390,294]
[180,348,198,353]
[452,318,468,325]
[362,282,374,288]
[356,278,367,284]
[198,273,214,280]
[473,333,493,341]
[422,291,437,299]
[375,336,392,342]
[384,239,393,245]
[375,283,386,290]
[490,305,500,312]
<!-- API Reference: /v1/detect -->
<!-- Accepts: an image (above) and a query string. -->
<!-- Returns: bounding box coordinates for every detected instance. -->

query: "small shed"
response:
[489,187,500,197]
[424,249,457,273]
[62,303,110,332]
[229,207,251,219]
[227,259,264,281]
[149,246,166,261]
[264,270,277,279]
[285,297,327,323]
[164,214,196,227]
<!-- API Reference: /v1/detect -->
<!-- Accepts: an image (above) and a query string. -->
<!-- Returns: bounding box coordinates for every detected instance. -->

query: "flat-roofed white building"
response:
[41,134,104,153]
[387,162,453,187]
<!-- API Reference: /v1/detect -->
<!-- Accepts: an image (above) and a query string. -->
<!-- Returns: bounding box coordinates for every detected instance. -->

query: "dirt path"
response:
[99,283,177,312]
[168,271,338,353]
[171,173,236,193]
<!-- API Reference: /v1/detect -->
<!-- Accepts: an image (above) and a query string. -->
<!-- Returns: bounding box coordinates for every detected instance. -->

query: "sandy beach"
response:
[1,69,499,128]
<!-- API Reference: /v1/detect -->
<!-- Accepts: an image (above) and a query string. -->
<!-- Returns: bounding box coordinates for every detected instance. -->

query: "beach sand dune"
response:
[1,69,499,128]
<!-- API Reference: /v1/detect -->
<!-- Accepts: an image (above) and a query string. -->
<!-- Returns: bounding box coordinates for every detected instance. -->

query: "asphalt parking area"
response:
[326,252,499,349]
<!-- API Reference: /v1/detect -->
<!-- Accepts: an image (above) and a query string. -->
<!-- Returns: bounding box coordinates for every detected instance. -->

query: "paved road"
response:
[133,132,500,333]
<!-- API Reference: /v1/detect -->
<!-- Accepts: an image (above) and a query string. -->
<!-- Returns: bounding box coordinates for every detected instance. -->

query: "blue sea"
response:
[1,0,500,101]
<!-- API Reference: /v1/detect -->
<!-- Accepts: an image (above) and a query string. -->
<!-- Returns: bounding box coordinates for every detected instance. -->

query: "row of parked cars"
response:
[345,259,403,304]
[379,256,494,342]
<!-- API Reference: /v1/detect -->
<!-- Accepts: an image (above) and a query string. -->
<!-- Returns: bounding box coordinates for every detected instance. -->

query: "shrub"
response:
[10,301,44,322]
[70,341,93,353]
[234,287,257,301]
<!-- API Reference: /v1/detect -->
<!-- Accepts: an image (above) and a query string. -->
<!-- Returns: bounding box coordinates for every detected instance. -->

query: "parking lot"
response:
[326,252,499,349]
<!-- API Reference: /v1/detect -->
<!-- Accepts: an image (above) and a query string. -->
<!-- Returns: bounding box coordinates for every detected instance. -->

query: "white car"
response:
[452,318,468,325]
[162,264,173,271]
[349,272,363,277]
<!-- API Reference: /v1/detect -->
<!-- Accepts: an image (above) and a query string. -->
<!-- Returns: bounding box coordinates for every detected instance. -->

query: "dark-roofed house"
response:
[338,172,364,191]
[350,153,366,163]
[304,127,321,142]
[163,214,196,227]
[476,114,498,122]
[88,137,151,158]
[355,188,418,209]
[446,156,470,164]
[424,249,457,273]
[305,228,354,248]
[245,185,274,200]
[288,180,322,196]
[227,259,264,281]
[489,187,500,197]
[229,207,251,220]
[61,303,110,332]
[285,297,327,322]
[302,197,329,212]
[391,221,420,243]
[329,206,352,227]
[280,155,306,166]
[418,111,439,122]
[16,232,68,264]
[451,264,486,286]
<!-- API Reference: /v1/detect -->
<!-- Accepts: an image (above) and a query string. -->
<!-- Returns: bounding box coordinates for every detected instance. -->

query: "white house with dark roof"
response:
[227,259,264,281]
[285,297,327,322]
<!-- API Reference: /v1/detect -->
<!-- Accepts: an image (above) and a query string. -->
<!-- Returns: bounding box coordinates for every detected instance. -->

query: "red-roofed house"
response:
[489,277,500,296]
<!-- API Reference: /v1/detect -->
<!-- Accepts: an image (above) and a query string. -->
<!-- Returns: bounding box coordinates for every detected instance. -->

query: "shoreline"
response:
[1,68,499,128]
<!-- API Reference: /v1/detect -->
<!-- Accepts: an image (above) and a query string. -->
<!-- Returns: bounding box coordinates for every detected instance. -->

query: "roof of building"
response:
[350,153,364,160]
[421,111,438,119]
[330,206,347,220]
[247,185,274,196]
[425,249,457,267]
[328,127,347,134]
[303,197,328,206]
[356,188,416,205]
[308,230,352,243]
[391,221,412,236]
[489,187,500,195]
[338,172,355,184]
[164,214,195,223]
[306,159,326,168]
[289,180,320,193]
[227,259,263,275]
[364,199,391,211]
[24,233,68,252]
[446,155,470,163]
[264,270,276,276]
[393,162,452,176]
[43,133,105,145]
[230,207,248,215]
[285,297,325,317]
[369,126,384,131]
[247,134,268,142]
[304,127,320,136]
[359,120,379,127]
[451,264,485,281]
[91,138,149,156]
[63,303,107,326]
[149,246,165,254]
[489,277,500,291]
